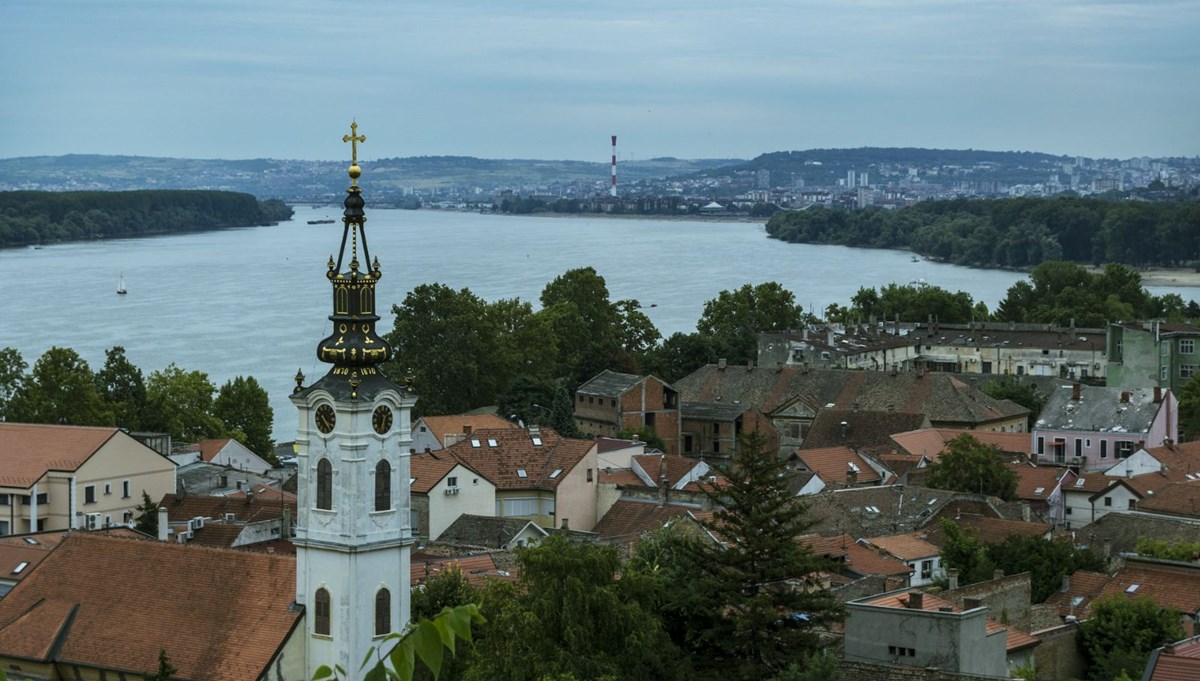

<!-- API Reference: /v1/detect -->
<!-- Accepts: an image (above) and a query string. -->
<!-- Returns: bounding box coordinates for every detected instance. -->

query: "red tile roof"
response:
[1148,636,1200,681]
[593,500,700,542]
[0,532,66,584]
[411,553,510,587]
[794,446,884,485]
[417,414,518,447]
[865,533,941,561]
[890,428,1034,462]
[923,514,1051,546]
[445,428,594,491]
[158,492,295,524]
[0,534,299,680]
[1007,462,1068,502]
[800,534,912,578]
[1138,480,1200,518]
[1043,570,1111,619]
[410,451,472,494]
[1098,558,1200,616]
[0,423,119,488]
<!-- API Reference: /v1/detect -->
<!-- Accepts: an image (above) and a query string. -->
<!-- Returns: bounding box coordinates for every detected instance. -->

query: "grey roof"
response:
[1036,385,1163,433]
[437,514,548,549]
[912,322,1106,352]
[674,365,1028,427]
[576,370,645,397]
[681,401,753,421]
[800,409,930,451]
[176,462,277,497]
[1078,510,1200,557]
[800,485,957,538]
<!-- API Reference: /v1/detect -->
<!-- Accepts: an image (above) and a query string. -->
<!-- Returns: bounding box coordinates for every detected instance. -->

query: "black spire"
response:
[302,122,398,400]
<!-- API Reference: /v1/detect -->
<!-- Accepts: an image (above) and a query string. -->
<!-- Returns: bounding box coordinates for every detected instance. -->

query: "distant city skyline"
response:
[2,0,1198,162]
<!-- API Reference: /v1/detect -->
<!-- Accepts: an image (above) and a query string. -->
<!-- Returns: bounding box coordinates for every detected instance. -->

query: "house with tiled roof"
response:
[171,437,273,474]
[1044,570,1111,622]
[0,533,303,680]
[1097,557,1200,633]
[673,365,1030,444]
[409,451,495,541]
[921,510,1052,547]
[574,370,681,455]
[1032,383,1177,471]
[800,534,913,582]
[1060,441,1200,529]
[1144,634,1200,681]
[845,588,1039,677]
[757,326,919,372]
[592,500,717,550]
[799,408,929,452]
[1006,461,1075,526]
[594,437,647,470]
[409,413,519,453]
[1137,479,1200,519]
[890,427,1034,462]
[434,514,548,551]
[863,533,943,587]
[411,552,513,588]
[157,491,295,549]
[790,445,892,494]
[0,423,176,535]
[445,426,599,531]
[0,532,66,599]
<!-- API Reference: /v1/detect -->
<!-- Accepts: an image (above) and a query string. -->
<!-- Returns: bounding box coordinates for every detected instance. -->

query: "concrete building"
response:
[1107,321,1200,393]
[170,437,274,474]
[845,589,1038,677]
[912,322,1107,379]
[409,451,495,542]
[0,423,176,535]
[758,327,918,372]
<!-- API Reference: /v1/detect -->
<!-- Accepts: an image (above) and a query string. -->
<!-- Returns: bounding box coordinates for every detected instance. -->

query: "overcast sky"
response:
[2,0,1198,162]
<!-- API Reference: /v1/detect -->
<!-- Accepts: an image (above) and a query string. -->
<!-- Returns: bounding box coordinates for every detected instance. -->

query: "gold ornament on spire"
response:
[343,121,366,186]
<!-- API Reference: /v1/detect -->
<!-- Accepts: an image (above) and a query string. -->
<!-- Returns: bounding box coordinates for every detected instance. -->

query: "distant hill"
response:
[0,154,741,202]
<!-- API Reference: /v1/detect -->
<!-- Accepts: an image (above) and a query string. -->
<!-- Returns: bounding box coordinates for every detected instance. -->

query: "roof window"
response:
[532,437,543,446]
[549,468,563,479]
[23,537,37,545]
[487,438,498,447]
[12,562,28,575]
[1125,584,1140,594]
[470,439,481,448]
[517,468,528,478]
[1033,487,1045,495]
[1075,478,1086,487]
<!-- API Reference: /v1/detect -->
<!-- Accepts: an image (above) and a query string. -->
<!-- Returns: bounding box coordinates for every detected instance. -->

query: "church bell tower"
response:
[292,122,416,678]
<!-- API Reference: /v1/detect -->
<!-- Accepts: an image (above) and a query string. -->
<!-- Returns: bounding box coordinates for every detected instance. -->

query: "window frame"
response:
[374,460,392,512]
[316,459,333,511]
[375,588,391,637]
[314,588,331,636]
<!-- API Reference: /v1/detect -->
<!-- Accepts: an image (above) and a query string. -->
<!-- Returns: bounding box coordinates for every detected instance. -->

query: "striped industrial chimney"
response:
[610,135,617,197]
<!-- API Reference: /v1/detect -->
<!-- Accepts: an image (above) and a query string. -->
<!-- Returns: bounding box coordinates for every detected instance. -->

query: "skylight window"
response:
[532,437,543,446]
[1075,478,1086,487]
[517,468,528,478]
[1033,487,1045,495]
[23,537,37,545]
[409,478,416,485]
[1125,584,1140,594]
[487,438,498,447]
[549,468,563,479]
[470,438,481,448]
[12,562,28,575]
[927,498,938,505]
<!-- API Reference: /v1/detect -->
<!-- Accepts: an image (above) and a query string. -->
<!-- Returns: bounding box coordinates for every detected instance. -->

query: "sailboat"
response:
[117,273,127,295]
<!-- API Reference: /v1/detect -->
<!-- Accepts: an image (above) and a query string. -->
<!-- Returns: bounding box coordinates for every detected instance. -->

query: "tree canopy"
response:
[1077,595,1184,681]
[697,282,810,364]
[924,434,1018,500]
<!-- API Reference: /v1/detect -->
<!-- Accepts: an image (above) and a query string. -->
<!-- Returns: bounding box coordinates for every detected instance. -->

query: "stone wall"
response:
[837,660,1011,680]
[942,572,1032,630]
[1031,622,1085,681]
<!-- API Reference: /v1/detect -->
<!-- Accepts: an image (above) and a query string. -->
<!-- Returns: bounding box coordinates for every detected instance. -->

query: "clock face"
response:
[372,405,393,435]
[315,404,336,434]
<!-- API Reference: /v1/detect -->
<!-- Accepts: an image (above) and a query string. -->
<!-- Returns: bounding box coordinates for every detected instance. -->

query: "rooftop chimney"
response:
[463,424,473,435]
[560,518,569,531]
[157,507,168,542]
[840,421,849,440]
[718,358,727,370]
[948,568,959,591]
[993,569,1005,580]
[1072,383,1081,401]
[1154,386,1162,404]
[906,592,924,610]
[1120,391,1130,404]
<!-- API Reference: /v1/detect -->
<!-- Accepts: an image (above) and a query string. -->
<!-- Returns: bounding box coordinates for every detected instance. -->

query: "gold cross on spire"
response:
[343,121,366,165]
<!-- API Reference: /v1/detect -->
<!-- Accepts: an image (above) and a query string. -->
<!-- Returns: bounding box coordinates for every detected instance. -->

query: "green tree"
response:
[94,346,147,431]
[925,434,1018,500]
[615,425,666,452]
[213,376,275,460]
[770,651,843,681]
[1179,372,1200,442]
[644,331,715,383]
[410,566,481,681]
[1078,595,1184,681]
[0,346,27,421]
[8,347,113,426]
[985,535,1106,602]
[697,282,807,364]
[464,536,686,681]
[540,267,625,387]
[937,520,997,586]
[683,433,842,680]
[983,376,1044,430]
[146,647,177,681]
[143,364,225,442]
[134,491,160,536]
[317,603,484,681]
[1135,536,1200,562]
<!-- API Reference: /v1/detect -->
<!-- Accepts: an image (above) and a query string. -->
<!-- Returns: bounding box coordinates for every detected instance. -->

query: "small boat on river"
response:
[117,273,127,295]
[307,218,336,225]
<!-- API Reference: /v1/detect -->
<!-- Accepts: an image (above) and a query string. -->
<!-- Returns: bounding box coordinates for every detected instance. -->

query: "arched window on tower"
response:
[375,460,391,512]
[360,287,373,314]
[315,587,331,635]
[375,587,391,636]
[317,458,333,510]
[336,286,349,314]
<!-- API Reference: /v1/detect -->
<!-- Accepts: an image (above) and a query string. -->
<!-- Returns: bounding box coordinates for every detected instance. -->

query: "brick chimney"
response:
[1154,386,1163,404]
[906,592,924,610]
[1120,391,1130,404]
[1072,383,1081,401]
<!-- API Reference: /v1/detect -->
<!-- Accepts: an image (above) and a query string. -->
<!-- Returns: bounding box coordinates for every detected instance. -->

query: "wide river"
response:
[1,206,1195,439]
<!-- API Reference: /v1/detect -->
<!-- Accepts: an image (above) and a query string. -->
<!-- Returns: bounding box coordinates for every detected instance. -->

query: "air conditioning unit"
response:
[191,516,206,530]
[444,486,460,495]
[85,512,101,531]
[225,513,237,522]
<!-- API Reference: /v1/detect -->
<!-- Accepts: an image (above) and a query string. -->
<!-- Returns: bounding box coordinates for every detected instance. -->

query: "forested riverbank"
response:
[766,197,1200,269]
[0,190,293,247]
